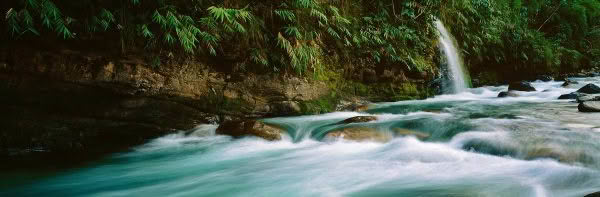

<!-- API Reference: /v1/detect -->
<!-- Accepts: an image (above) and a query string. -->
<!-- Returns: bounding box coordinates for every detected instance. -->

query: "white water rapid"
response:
[3,77,600,197]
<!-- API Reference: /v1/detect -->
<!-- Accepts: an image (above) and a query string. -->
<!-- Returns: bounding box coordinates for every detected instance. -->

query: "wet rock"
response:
[335,101,371,112]
[572,72,589,78]
[578,101,600,113]
[216,120,286,141]
[354,105,371,112]
[525,147,581,163]
[508,81,536,92]
[577,84,600,94]
[498,91,519,98]
[392,128,430,140]
[423,109,444,113]
[538,75,554,82]
[270,101,301,115]
[561,79,578,87]
[340,116,378,124]
[428,78,443,95]
[586,191,600,197]
[558,92,581,100]
[576,94,600,103]
[335,100,352,111]
[325,127,391,142]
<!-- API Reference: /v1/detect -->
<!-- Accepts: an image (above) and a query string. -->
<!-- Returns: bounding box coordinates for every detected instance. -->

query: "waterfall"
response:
[435,19,471,93]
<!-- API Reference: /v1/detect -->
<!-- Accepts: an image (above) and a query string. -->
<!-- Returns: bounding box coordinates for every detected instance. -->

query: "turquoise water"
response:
[2,78,600,197]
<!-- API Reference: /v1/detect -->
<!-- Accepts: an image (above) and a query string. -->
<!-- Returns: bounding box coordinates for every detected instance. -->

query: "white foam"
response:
[566,124,596,129]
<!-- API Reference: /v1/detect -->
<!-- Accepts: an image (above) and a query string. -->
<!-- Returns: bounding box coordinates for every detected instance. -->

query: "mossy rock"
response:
[298,93,339,115]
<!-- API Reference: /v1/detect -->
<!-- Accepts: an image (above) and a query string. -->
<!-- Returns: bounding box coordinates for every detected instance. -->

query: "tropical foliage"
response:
[4,0,600,80]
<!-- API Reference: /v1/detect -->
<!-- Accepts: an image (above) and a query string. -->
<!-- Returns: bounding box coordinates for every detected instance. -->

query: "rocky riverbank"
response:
[0,49,433,166]
[1,47,596,167]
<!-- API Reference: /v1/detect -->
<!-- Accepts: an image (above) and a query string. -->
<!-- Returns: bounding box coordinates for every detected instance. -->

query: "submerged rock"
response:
[508,81,536,92]
[577,84,600,94]
[340,116,378,124]
[578,101,600,113]
[392,128,430,140]
[216,120,286,141]
[325,127,391,142]
[498,91,519,98]
[558,92,581,100]
[525,147,583,163]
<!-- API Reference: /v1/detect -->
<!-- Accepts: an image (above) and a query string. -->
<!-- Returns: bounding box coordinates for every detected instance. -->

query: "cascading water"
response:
[435,19,471,94]
[3,77,600,196]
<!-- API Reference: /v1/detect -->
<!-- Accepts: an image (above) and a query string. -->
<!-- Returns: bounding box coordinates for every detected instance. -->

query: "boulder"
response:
[538,75,554,82]
[558,92,581,100]
[216,120,286,141]
[508,81,536,92]
[393,128,430,140]
[577,84,600,94]
[498,91,519,98]
[576,94,600,103]
[325,127,391,142]
[561,79,578,87]
[340,116,378,124]
[578,101,600,113]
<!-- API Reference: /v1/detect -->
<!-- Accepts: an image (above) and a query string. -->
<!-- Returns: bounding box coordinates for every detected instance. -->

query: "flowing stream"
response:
[2,77,600,197]
[436,19,471,93]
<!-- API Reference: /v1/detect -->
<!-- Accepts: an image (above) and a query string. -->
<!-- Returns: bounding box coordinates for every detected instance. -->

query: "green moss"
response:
[299,93,339,115]
[196,92,251,114]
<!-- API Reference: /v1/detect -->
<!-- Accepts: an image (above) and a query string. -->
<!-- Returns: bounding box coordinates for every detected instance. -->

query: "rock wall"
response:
[0,49,433,165]
[0,50,330,160]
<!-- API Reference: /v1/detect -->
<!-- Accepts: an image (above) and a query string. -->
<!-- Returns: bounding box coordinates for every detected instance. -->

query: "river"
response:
[2,77,600,197]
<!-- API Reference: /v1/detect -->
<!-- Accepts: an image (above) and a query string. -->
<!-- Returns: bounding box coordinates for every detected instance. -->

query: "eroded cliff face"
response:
[0,48,434,165]
[0,50,332,161]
